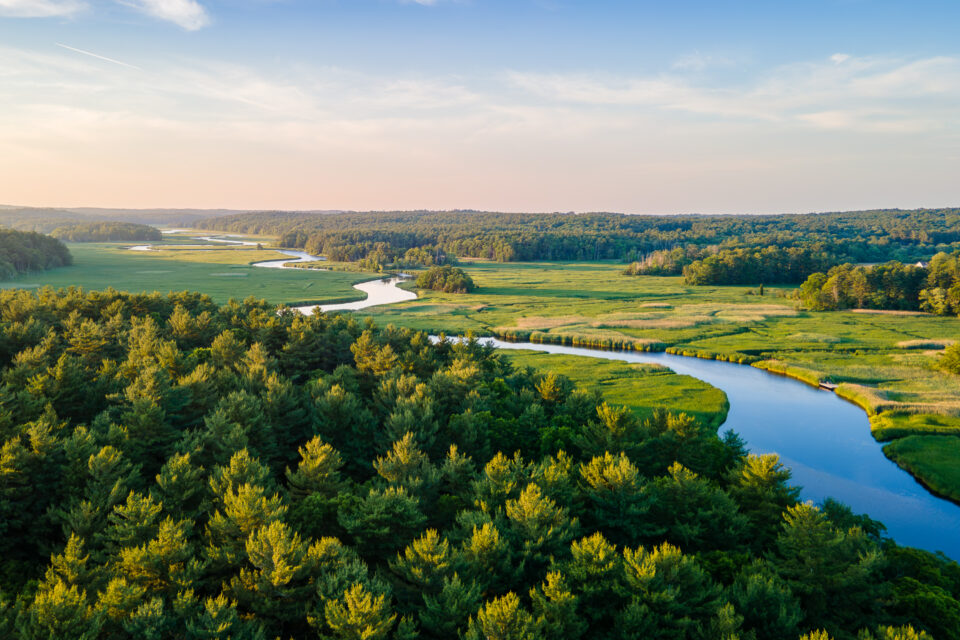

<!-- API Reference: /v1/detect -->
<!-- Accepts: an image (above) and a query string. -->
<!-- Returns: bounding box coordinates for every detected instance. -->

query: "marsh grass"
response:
[0,243,377,305]
[897,339,955,349]
[502,349,729,430]
[884,435,960,502]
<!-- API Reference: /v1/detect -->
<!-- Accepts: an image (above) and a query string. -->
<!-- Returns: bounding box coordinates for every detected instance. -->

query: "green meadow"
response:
[502,350,729,430]
[364,259,960,501]
[0,242,377,306]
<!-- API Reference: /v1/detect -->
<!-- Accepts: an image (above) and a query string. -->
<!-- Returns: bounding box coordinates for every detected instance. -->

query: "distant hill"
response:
[0,206,343,232]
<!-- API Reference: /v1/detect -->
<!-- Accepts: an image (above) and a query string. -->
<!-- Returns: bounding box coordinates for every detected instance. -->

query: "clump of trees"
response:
[680,246,839,285]
[0,229,72,279]
[355,244,445,272]
[415,265,475,293]
[624,245,710,276]
[797,252,960,314]
[941,343,960,375]
[50,222,162,242]
[0,287,956,639]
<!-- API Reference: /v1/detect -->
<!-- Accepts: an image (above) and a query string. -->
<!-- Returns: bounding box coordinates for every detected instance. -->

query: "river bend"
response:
[464,338,960,558]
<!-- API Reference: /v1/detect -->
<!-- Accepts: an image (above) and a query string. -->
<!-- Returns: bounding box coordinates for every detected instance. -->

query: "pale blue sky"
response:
[2,0,959,213]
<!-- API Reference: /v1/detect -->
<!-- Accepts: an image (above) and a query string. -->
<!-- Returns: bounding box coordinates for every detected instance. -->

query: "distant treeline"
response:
[0,229,72,279]
[194,209,960,267]
[0,207,243,233]
[50,221,162,243]
[798,252,960,314]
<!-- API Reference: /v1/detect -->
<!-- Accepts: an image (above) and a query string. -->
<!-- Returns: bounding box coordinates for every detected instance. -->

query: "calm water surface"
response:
[470,338,960,559]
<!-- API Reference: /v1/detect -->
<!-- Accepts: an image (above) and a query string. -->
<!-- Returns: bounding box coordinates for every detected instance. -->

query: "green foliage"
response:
[0,287,957,639]
[682,245,838,285]
[197,208,960,264]
[941,342,960,374]
[0,228,72,279]
[50,222,162,243]
[797,262,927,311]
[415,265,476,293]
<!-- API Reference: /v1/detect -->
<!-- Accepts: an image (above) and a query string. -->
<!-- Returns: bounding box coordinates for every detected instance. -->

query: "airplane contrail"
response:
[56,43,143,71]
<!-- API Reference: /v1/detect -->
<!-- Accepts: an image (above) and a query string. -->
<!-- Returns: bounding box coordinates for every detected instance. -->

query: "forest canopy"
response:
[680,246,839,286]
[194,208,960,267]
[797,252,960,314]
[0,229,72,279]
[50,222,162,243]
[0,287,957,639]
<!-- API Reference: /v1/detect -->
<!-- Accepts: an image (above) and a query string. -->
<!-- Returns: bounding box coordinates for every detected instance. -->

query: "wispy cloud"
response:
[672,51,734,72]
[1,44,958,212]
[508,55,960,132]
[0,0,86,17]
[56,42,142,70]
[114,0,210,30]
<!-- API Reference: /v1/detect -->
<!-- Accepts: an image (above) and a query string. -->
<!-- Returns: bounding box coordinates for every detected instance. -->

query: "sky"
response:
[1,0,960,214]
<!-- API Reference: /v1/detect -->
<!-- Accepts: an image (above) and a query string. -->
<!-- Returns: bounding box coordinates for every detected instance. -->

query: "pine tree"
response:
[419,573,482,638]
[578,452,645,546]
[620,542,721,638]
[338,487,426,564]
[464,592,536,640]
[504,483,577,582]
[286,436,345,499]
[118,516,200,598]
[323,583,397,640]
[228,520,317,635]
[389,529,453,611]
[530,572,585,639]
[153,452,208,522]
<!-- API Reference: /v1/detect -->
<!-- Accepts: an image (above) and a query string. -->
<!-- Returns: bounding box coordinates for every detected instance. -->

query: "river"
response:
[134,233,960,554]
[294,277,418,314]
[457,338,960,558]
[131,232,416,312]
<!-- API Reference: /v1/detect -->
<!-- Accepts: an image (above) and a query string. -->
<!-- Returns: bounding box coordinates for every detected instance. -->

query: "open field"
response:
[0,243,378,306]
[363,260,960,500]
[502,350,729,430]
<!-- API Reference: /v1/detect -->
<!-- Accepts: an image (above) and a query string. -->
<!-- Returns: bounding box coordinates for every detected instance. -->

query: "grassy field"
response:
[0,242,378,306]
[502,350,729,430]
[362,260,960,500]
[9,246,960,500]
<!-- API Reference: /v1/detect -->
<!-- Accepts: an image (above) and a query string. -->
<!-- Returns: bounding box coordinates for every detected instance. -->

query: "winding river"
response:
[295,277,418,314]
[461,338,960,559]
[132,232,416,312]
[136,232,960,555]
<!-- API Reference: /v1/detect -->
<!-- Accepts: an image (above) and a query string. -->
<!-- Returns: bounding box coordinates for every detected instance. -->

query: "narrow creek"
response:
[459,338,960,559]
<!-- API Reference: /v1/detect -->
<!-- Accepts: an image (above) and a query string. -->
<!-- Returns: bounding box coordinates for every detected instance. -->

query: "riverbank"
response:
[459,337,960,558]
[362,260,960,502]
[0,242,380,306]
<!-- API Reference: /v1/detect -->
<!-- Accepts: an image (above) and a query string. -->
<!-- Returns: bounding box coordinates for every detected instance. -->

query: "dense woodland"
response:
[0,208,238,233]
[797,252,960,314]
[680,246,839,286]
[0,230,72,280]
[50,222,162,243]
[195,209,960,269]
[0,288,957,639]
